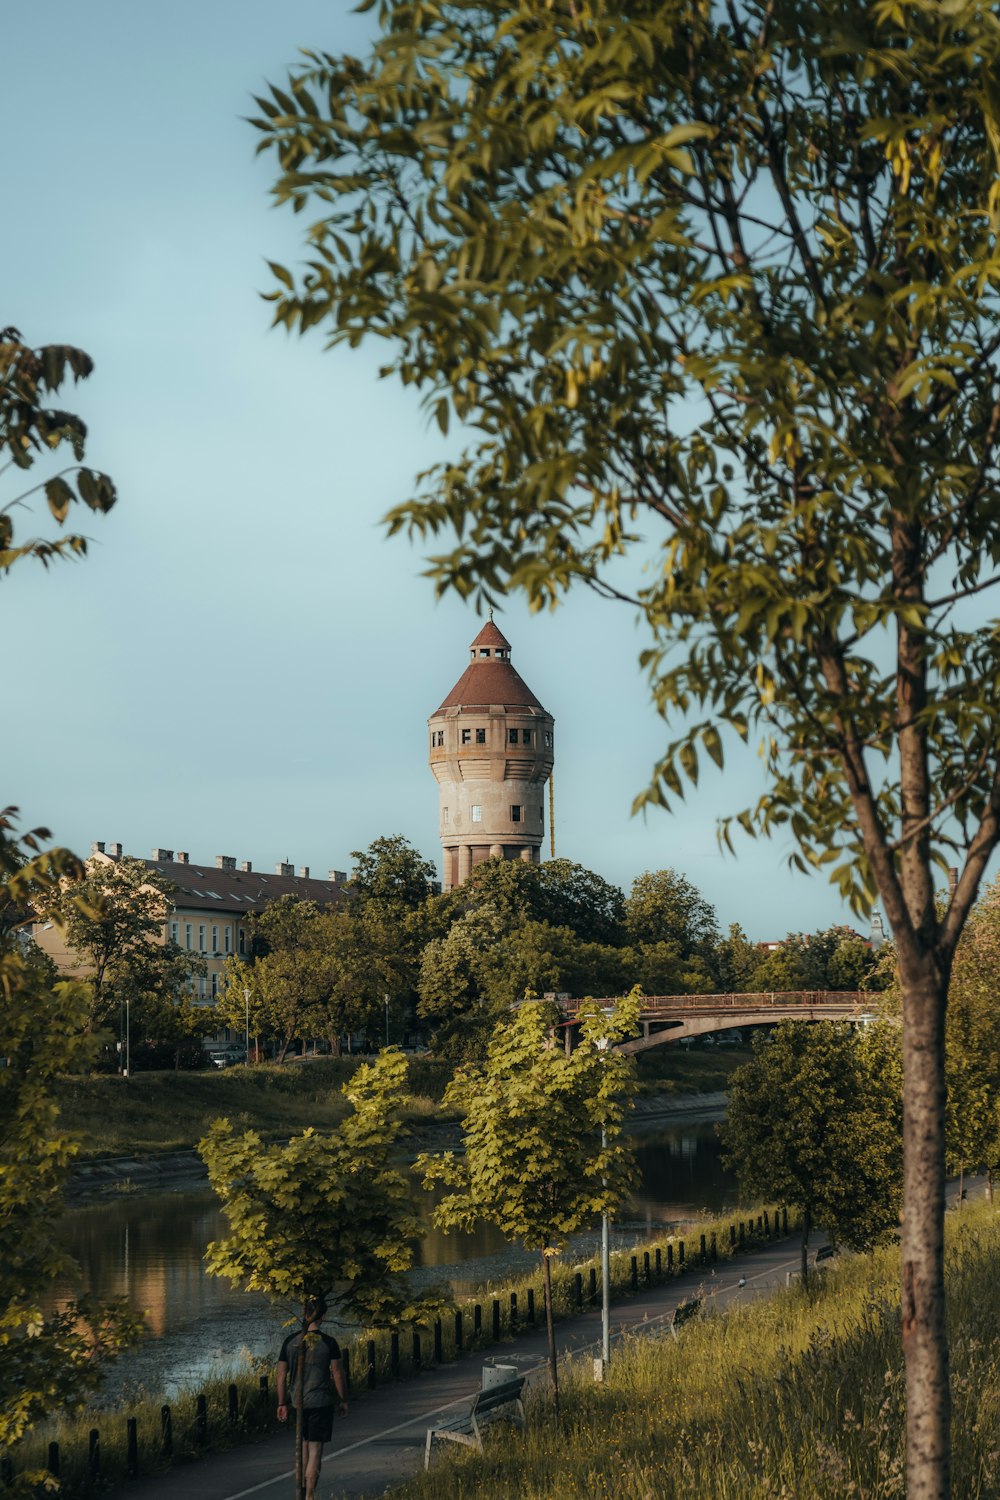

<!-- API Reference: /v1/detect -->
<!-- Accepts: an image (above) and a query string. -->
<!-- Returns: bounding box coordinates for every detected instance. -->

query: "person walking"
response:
[276,1295,349,1500]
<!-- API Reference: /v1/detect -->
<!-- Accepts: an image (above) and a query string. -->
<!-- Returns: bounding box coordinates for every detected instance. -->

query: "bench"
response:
[669,1297,703,1337]
[424,1376,526,1467]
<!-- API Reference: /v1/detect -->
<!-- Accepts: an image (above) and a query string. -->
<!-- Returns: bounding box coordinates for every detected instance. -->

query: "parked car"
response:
[206,1044,246,1069]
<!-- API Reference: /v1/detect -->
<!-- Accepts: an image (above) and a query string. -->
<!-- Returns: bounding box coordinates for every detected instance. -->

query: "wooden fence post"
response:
[412,1331,421,1371]
[630,1255,638,1292]
[454,1311,463,1351]
[367,1339,377,1389]
[390,1332,400,1378]
[47,1443,59,1479]
[89,1428,100,1478]
[527,1289,535,1324]
[161,1405,173,1458]
[434,1319,443,1362]
[509,1293,518,1331]
[492,1299,501,1340]
[195,1395,207,1446]
[574,1272,583,1310]
[127,1416,139,1476]
[228,1383,239,1423]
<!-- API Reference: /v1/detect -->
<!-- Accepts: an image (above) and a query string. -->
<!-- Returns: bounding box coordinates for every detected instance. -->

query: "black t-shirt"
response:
[279,1329,342,1409]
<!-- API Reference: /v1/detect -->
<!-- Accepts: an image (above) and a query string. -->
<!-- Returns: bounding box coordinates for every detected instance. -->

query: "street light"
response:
[595,1030,612,1376]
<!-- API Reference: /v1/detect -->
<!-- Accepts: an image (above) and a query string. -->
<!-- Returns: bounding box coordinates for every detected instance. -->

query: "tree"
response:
[624,869,719,958]
[458,856,627,945]
[1,327,116,573]
[36,855,203,1042]
[348,835,437,912]
[722,1021,903,1284]
[200,1049,425,1500]
[0,816,140,1488]
[254,9,1000,1484]
[417,993,640,1415]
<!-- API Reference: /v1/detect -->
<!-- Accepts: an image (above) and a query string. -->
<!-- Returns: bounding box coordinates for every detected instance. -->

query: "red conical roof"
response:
[433,621,547,714]
[470,619,511,652]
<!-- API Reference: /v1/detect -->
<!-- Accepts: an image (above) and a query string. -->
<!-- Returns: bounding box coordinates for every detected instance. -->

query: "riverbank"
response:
[54,1049,747,1159]
[22,1196,799,1498]
[64,1090,728,1202]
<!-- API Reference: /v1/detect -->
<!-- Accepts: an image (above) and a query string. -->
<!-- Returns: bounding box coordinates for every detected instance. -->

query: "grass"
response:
[54,1059,456,1157]
[55,1050,737,1158]
[388,1198,1000,1500]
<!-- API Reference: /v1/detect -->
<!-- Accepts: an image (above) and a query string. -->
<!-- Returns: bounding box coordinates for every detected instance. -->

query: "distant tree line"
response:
[31,832,892,1065]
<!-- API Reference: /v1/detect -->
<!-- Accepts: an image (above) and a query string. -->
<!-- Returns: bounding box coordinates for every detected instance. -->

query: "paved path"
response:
[129,1229,814,1500]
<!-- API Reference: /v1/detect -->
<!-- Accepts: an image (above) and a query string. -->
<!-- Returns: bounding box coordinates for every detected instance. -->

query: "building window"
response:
[476,727,486,744]
[170,921,179,944]
[185,923,192,950]
[461,728,472,744]
[544,730,553,747]
[198,976,207,999]
[442,807,449,824]
[431,730,444,748]
[198,923,206,952]
[522,730,533,746]
[212,925,219,953]
[511,805,522,823]
[472,805,482,822]
[479,648,490,657]
[224,926,232,953]
[508,728,519,744]
[211,972,219,998]
[238,927,246,955]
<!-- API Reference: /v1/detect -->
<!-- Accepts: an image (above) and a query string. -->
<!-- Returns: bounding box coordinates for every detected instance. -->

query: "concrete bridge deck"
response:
[558,991,873,1052]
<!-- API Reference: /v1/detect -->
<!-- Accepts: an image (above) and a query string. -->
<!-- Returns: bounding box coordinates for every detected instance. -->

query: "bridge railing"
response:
[559,990,870,1020]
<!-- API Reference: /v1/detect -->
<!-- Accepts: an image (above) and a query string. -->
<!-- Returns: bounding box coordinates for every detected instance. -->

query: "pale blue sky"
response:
[4,2,872,939]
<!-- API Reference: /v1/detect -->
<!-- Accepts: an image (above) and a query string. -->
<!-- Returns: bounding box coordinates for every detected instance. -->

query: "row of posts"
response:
[22,1207,787,1486]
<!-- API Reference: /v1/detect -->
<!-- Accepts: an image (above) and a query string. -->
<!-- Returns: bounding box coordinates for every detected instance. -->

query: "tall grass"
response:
[389,1199,1000,1500]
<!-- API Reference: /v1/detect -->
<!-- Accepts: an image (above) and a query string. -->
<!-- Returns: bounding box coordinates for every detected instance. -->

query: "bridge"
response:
[558,991,874,1054]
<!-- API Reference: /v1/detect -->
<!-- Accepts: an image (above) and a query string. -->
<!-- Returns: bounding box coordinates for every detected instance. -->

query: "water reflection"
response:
[56,1118,735,1401]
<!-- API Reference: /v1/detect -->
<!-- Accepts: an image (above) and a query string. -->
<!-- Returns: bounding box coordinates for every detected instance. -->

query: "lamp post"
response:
[244,986,251,1063]
[596,1031,612,1375]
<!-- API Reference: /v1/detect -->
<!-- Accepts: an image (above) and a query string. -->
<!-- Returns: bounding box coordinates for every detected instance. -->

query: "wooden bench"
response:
[424,1376,526,1467]
[669,1296,703,1337]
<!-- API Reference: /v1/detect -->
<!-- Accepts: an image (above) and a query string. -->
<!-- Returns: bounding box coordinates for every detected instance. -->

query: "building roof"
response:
[470,619,511,651]
[434,659,545,713]
[136,856,344,917]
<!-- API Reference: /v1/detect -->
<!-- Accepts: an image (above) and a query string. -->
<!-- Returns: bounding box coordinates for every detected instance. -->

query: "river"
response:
[58,1116,737,1402]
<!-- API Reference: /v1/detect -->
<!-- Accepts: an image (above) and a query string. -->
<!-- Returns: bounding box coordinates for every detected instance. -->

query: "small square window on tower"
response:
[476,728,486,744]
[471,805,483,822]
[511,805,522,823]
[442,807,449,824]
[461,729,472,744]
[508,728,519,744]
[544,730,553,747]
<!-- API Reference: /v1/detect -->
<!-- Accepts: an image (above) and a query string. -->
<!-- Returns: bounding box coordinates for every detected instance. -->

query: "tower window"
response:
[511,805,522,823]
[508,729,519,744]
[432,730,444,748]
[472,805,482,823]
[479,648,490,657]
[476,728,486,744]
[185,923,192,950]
[443,807,449,824]
[461,729,472,744]
[522,730,533,747]
[544,730,553,747]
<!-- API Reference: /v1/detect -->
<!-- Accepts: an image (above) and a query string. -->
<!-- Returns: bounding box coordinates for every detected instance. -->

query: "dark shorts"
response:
[300,1407,334,1443]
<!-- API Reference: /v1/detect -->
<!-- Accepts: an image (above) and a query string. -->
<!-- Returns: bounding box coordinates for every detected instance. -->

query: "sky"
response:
[3,1,877,941]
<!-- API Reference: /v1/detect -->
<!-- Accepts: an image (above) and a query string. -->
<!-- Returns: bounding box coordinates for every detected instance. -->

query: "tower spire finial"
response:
[488,604,494,622]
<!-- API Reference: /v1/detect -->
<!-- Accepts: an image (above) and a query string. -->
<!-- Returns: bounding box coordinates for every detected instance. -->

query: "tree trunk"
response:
[542,1247,560,1420]
[958,1162,964,1208]
[987,1168,994,1204]
[900,964,950,1500]
[276,1034,291,1065]
[800,1206,811,1289]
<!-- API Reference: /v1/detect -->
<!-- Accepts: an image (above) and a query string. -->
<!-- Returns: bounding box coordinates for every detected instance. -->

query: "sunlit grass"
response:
[389,1198,1000,1500]
[54,1059,456,1157]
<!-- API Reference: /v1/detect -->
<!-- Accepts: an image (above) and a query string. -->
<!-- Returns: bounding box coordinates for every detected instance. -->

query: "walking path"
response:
[130,1227,815,1500]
